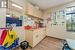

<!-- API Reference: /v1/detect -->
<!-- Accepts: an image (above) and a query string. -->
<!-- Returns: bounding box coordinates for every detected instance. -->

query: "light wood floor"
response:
[13,36,63,50]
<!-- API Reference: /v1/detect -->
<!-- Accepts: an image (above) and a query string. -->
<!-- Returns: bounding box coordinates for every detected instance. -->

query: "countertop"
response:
[25,28,45,31]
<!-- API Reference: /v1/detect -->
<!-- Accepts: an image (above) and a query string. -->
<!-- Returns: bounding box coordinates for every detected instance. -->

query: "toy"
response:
[0,29,19,50]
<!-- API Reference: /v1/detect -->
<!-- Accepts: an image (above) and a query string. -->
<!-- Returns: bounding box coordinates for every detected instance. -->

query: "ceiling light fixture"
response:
[12,3,23,10]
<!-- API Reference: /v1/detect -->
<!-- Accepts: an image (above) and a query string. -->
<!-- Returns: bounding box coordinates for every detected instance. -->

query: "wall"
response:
[0,0,27,44]
[11,0,26,44]
[0,8,6,37]
[44,1,75,40]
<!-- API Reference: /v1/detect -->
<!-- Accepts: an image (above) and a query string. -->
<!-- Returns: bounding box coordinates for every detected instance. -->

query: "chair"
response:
[20,41,29,50]
[62,40,71,50]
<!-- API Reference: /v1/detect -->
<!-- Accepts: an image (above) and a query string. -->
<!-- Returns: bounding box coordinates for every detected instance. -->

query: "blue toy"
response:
[0,38,19,50]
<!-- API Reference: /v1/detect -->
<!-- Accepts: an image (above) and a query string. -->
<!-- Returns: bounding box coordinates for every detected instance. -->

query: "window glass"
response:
[66,6,75,32]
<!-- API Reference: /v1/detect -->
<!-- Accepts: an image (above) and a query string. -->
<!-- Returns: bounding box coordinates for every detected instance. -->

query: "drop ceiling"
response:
[28,0,74,10]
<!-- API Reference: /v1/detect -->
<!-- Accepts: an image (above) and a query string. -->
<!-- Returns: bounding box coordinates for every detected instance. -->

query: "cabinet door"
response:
[41,29,46,38]
[25,30,33,46]
[26,3,42,18]
[33,32,39,47]
[34,8,42,18]
[38,29,46,42]
[38,10,42,18]
[27,3,34,15]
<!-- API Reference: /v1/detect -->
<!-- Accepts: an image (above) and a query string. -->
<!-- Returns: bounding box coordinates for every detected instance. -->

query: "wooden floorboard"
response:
[12,36,63,50]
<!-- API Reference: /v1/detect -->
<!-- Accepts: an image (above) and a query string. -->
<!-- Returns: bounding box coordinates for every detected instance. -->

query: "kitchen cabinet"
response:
[26,2,42,19]
[25,28,46,47]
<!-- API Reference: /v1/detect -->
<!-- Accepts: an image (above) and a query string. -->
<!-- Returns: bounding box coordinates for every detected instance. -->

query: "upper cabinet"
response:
[26,2,43,19]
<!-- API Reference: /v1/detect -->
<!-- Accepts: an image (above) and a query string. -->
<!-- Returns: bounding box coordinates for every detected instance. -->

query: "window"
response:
[66,6,75,32]
[0,0,7,8]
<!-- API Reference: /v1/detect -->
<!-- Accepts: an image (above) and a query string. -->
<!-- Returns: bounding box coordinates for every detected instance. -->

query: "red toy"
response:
[0,30,7,45]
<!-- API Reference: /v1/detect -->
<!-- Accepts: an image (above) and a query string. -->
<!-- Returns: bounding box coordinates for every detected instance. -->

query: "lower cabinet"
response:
[25,28,46,47]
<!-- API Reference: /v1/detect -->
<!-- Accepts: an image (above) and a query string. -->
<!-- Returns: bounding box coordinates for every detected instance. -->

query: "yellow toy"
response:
[2,25,17,48]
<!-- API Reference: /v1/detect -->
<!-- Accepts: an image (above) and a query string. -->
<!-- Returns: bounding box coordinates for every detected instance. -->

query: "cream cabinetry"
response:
[26,2,42,18]
[25,28,46,47]
[26,3,34,16]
